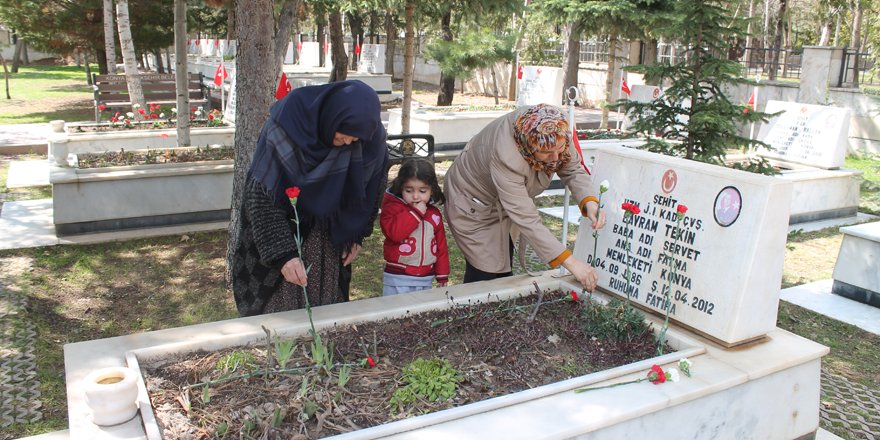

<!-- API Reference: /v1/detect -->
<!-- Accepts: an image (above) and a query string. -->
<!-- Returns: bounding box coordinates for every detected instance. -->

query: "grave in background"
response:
[832,221,880,308]
[753,100,862,224]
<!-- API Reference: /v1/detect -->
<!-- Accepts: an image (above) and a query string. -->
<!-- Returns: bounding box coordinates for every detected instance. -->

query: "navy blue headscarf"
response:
[248,80,388,249]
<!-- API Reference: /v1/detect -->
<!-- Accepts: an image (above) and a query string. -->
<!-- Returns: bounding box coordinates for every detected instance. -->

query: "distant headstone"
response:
[299,42,320,67]
[573,145,792,346]
[284,42,294,64]
[757,100,851,169]
[357,44,386,74]
[832,222,880,307]
[516,66,564,107]
[624,85,662,127]
[224,74,237,125]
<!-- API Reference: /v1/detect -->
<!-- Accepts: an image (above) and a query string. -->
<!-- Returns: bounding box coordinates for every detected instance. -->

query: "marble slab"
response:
[573,145,792,346]
[832,221,880,306]
[357,44,386,74]
[781,279,880,336]
[757,100,851,169]
[516,66,564,106]
[6,159,49,188]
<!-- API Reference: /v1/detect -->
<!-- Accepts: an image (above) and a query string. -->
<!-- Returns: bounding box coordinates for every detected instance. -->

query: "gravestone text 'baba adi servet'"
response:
[573,146,792,346]
[757,100,851,169]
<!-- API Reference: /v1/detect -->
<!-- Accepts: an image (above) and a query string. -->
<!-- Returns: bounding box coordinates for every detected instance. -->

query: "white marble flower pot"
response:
[82,366,139,426]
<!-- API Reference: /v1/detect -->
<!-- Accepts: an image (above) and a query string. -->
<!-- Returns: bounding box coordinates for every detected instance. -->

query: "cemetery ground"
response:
[0,66,878,438]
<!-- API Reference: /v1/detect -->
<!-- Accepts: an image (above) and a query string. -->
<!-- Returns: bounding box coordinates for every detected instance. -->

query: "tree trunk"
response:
[96,48,108,75]
[508,8,528,102]
[117,0,146,114]
[601,35,618,129]
[155,49,165,74]
[11,39,23,73]
[226,0,236,41]
[175,0,191,147]
[274,0,298,77]
[562,22,581,105]
[436,10,455,106]
[850,0,862,50]
[384,10,396,77]
[22,41,28,64]
[165,48,172,72]
[227,0,276,284]
[402,0,415,134]
[328,11,348,82]
[318,23,327,67]
[1,52,11,99]
[104,0,117,74]
[643,39,660,85]
[84,51,93,85]
[347,12,364,71]
[744,0,754,63]
[768,0,787,80]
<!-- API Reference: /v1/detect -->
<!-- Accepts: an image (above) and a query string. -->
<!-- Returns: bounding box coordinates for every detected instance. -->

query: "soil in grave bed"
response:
[144,289,661,439]
[76,146,234,168]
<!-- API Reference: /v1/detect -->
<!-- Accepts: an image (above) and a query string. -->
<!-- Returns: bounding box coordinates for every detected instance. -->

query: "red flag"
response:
[213,63,228,86]
[355,36,361,55]
[517,65,523,79]
[324,37,329,54]
[195,39,200,45]
[621,78,631,96]
[572,127,590,174]
[744,90,756,113]
[275,73,292,100]
[296,38,302,52]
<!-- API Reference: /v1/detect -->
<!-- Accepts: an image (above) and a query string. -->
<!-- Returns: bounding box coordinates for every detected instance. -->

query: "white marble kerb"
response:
[573,145,793,346]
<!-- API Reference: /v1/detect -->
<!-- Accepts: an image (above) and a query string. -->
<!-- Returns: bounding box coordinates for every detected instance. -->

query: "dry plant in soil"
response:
[145,288,661,439]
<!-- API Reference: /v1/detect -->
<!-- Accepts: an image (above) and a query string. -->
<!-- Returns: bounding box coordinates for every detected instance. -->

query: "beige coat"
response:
[444,106,597,273]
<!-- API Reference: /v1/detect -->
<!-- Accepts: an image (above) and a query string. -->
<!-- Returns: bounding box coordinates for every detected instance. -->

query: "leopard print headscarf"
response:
[513,104,572,176]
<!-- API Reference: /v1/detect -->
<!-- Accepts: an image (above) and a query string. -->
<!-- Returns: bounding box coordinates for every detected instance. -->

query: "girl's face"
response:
[332,132,359,147]
[401,177,432,205]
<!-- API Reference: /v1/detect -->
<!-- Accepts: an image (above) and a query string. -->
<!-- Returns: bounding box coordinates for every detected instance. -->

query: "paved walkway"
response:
[0,123,51,154]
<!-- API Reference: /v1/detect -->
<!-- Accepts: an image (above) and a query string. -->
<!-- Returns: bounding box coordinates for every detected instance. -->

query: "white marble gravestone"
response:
[757,100,851,169]
[623,85,662,127]
[573,145,792,346]
[516,66,564,107]
[299,42,321,67]
[357,44,386,74]
[223,74,237,125]
[832,221,880,307]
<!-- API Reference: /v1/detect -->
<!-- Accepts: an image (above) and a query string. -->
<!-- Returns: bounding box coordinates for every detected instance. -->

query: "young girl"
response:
[380,159,450,295]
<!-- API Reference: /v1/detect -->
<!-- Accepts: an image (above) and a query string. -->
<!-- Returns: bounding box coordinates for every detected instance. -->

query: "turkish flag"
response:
[213,63,228,86]
[355,41,361,55]
[621,78,631,96]
[296,39,302,51]
[744,90,756,113]
[275,73,292,100]
[324,38,329,54]
[517,65,523,79]
[572,127,590,174]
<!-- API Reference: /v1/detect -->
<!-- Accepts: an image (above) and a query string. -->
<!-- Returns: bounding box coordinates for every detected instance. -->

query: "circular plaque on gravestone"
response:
[714,186,742,227]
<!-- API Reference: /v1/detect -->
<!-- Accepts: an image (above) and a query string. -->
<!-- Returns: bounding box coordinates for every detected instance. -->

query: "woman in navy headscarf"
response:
[232,80,388,316]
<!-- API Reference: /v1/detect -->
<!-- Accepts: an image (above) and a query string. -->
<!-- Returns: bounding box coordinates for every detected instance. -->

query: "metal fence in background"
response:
[839,49,879,86]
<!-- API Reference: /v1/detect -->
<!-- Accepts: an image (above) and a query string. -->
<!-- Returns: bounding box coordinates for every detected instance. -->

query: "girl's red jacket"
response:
[380,192,449,283]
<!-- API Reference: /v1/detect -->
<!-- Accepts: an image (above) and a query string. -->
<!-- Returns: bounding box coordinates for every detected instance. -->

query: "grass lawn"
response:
[0,65,96,124]
[0,65,879,439]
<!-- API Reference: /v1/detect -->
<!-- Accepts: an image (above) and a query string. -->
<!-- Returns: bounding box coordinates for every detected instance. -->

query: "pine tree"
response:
[621,0,776,174]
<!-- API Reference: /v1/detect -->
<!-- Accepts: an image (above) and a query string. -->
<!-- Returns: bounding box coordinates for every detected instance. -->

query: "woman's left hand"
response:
[342,243,362,266]
[585,201,607,230]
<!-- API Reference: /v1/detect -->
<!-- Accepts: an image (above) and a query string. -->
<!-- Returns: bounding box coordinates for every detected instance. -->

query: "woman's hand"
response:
[562,255,599,292]
[342,243,362,266]
[585,201,607,230]
[281,257,308,286]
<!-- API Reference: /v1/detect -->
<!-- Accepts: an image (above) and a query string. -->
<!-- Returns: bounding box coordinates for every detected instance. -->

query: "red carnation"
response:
[367,356,376,368]
[110,116,118,123]
[569,290,579,301]
[622,202,641,216]
[647,365,666,384]
[286,187,300,199]
[191,107,197,112]
[138,108,145,115]
[677,204,688,215]
[208,114,215,120]
[124,119,130,124]
[98,105,106,111]
[150,113,158,119]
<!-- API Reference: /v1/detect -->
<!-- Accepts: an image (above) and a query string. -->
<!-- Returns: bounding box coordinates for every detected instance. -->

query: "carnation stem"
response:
[574,377,647,393]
